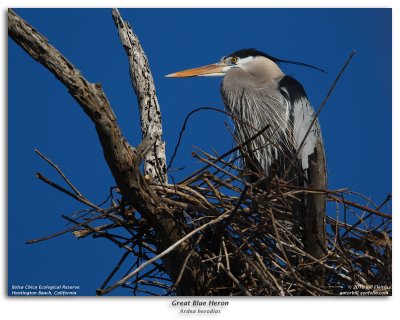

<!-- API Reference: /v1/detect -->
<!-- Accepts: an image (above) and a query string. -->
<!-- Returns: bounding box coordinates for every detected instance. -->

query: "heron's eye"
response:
[231,56,238,64]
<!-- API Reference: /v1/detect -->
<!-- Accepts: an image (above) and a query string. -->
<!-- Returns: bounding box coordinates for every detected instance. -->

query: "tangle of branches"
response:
[29,129,392,296]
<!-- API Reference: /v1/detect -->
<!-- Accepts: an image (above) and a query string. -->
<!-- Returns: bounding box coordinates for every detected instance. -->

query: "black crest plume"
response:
[228,48,326,73]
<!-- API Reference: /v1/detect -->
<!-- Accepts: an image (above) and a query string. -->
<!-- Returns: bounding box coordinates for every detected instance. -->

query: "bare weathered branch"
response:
[112,8,167,183]
[8,8,203,295]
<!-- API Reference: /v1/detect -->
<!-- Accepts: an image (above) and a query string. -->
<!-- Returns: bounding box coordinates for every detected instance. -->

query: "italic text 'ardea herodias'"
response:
[166,48,327,262]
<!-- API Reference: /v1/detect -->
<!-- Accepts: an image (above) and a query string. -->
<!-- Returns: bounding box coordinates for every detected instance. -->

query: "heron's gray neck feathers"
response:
[221,67,293,175]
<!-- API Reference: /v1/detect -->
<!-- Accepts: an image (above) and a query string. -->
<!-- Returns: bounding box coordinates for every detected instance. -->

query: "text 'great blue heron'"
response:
[167,48,327,261]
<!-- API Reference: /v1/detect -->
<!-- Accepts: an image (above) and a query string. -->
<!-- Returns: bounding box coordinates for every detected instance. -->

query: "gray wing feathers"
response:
[292,96,322,172]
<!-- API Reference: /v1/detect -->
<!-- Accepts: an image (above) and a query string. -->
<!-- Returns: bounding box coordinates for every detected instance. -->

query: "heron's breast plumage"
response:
[221,71,295,175]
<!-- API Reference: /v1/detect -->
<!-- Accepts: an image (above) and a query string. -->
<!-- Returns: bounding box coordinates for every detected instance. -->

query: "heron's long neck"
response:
[221,58,287,115]
[220,61,292,175]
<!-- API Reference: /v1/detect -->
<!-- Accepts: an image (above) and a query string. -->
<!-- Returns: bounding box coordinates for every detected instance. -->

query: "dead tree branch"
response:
[112,9,167,183]
[8,8,204,295]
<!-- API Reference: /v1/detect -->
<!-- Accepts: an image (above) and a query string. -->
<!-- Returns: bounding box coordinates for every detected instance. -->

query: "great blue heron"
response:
[166,48,327,261]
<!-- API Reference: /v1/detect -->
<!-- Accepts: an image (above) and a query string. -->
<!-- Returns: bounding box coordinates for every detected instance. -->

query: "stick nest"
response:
[60,145,391,296]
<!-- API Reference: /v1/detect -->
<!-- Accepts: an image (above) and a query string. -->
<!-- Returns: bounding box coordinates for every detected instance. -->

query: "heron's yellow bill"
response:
[165,63,224,78]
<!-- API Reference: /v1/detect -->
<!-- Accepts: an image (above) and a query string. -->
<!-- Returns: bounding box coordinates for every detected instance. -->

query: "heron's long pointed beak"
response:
[165,63,224,78]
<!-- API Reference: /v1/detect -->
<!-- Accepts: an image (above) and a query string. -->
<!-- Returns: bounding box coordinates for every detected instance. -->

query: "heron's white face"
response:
[220,55,255,74]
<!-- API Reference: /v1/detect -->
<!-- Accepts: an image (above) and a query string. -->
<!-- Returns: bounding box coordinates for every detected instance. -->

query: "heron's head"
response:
[165,48,324,79]
[165,49,274,78]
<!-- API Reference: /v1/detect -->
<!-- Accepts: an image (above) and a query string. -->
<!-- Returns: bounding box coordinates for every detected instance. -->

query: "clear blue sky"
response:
[8,8,391,296]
